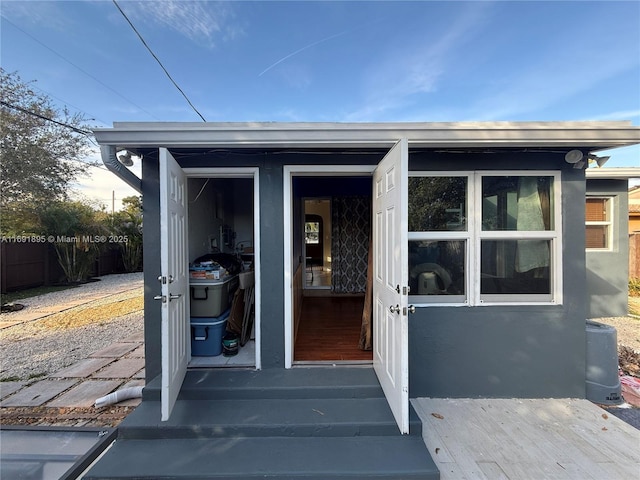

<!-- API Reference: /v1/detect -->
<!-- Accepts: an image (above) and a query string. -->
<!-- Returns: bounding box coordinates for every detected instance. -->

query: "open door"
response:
[373,139,409,434]
[159,147,190,421]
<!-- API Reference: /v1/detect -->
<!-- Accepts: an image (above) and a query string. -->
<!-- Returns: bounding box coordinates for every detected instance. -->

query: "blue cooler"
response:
[190,308,231,356]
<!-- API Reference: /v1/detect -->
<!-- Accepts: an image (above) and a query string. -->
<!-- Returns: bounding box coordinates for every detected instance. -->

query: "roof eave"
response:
[92,121,640,150]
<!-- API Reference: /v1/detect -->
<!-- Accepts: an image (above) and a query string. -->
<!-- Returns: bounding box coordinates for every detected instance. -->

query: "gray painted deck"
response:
[84,367,439,479]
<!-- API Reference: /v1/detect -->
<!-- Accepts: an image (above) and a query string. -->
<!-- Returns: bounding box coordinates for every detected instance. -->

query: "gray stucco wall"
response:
[586,179,629,318]
[142,149,588,398]
[142,156,162,382]
[407,153,587,398]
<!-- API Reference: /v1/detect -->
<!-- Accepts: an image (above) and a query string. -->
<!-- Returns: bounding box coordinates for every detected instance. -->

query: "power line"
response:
[3,17,159,121]
[1,100,94,136]
[112,0,207,122]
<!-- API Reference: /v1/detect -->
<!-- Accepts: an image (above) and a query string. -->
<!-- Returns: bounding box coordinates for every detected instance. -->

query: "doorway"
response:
[304,199,331,289]
[184,169,261,370]
[284,168,375,366]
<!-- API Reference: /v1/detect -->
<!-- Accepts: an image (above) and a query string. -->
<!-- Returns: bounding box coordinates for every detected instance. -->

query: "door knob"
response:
[389,304,400,314]
[169,293,182,301]
[408,305,416,314]
[153,295,166,303]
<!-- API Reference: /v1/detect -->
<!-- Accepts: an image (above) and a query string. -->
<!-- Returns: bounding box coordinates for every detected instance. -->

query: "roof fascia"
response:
[92,121,640,150]
[586,167,640,179]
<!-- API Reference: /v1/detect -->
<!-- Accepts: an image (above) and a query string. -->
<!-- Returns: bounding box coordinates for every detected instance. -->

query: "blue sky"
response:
[2,0,639,207]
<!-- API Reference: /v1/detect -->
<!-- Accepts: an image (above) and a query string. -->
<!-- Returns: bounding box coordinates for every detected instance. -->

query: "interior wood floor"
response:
[294,295,373,362]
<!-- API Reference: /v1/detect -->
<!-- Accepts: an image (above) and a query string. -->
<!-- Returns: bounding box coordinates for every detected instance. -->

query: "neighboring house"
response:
[585,168,640,316]
[92,121,640,431]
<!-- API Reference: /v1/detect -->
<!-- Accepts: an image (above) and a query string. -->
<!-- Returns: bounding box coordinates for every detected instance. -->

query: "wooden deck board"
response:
[413,398,640,480]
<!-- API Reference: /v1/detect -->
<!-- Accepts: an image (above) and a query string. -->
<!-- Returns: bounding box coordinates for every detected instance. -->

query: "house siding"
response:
[585,178,629,318]
[142,149,588,398]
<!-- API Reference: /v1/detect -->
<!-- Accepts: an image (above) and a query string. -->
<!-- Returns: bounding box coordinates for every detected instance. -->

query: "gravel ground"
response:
[0,273,143,381]
[0,272,637,382]
[1,272,143,316]
[597,315,640,353]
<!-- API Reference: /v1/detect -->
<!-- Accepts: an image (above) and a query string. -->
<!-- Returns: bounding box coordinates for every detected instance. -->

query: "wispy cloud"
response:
[122,1,244,48]
[467,8,639,121]
[0,1,71,31]
[346,3,493,121]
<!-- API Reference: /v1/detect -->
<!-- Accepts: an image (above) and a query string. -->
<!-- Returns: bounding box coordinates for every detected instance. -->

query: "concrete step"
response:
[143,367,385,401]
[118,397,423,439]
[84,435,440,479]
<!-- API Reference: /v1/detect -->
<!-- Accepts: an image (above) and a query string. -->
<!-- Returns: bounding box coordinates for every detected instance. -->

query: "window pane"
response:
[481,240,550,294]
[408,177,467,231]
[586,198,609,221]
[409,240,465,295]
[305,222,319,244]
[586,225,608,249]
[482,176,553,231]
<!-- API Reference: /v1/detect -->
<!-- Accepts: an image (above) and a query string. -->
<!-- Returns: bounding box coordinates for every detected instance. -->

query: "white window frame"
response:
[408,172,473,305]
[409,170,562,306]
[585,196,613,252]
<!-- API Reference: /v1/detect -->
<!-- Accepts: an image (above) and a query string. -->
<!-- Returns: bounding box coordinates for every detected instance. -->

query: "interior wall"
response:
[233,178,255,252]
[187,178,221,261]
[187,178,255,262]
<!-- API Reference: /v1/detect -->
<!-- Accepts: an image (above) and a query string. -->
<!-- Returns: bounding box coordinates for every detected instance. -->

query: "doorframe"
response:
[184,167,261,370]
[283,165,375,369]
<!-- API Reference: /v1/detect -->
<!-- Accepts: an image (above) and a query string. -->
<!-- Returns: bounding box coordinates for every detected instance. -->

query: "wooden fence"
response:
[1,242,127,294]
[631,233,640,279]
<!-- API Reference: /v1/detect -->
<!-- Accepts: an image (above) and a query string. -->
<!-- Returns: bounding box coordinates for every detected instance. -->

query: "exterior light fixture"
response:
[116,150,142,167]
[564,150,584,164]
[117,150,134,167]
[587,154,611,168]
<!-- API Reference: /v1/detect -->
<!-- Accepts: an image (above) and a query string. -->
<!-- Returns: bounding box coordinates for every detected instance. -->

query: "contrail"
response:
[258,29,351,77]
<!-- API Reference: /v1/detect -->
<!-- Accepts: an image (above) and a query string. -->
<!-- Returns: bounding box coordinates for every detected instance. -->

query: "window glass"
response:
[408,177,467,231]
[586,226,608,249]
[585,197,611,249]
[480,240,551,294]
[408,240,465,296]
[586,198,608,221]
[482,176,553,231]
[305,222,319,244]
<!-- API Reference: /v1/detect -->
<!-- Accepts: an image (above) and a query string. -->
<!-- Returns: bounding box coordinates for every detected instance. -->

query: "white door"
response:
[373,138,409,434]
[159,147,190,421]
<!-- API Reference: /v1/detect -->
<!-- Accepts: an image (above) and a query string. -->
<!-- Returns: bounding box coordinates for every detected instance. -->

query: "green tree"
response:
[0,69,95,229]
[109,195,143,272]
[40,201,105,284]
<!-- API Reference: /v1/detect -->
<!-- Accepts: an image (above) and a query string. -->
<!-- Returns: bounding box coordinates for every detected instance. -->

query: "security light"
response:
[117,150,134,167]
[564,150,584,164]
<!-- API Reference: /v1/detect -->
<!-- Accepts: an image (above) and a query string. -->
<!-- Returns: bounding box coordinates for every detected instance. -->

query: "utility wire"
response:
[1,100,94,136]
[3,18,159,121]
[112,0,207,122]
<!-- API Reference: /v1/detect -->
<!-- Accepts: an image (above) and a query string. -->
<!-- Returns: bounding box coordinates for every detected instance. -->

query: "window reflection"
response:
[408,240,465,296]
[408,177,467,231]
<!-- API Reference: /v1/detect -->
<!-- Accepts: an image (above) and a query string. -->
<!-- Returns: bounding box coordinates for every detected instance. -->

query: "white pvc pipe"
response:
[95,386,144,408]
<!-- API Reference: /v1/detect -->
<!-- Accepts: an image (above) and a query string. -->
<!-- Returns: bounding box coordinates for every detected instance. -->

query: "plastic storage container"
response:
[190,275,238,317]
[191,309,231,356]
[586,320,622,405]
